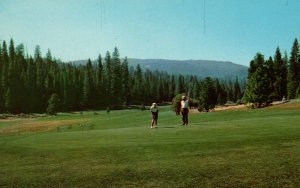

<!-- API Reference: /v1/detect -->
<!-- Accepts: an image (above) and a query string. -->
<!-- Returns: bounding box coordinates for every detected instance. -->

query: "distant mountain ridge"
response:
[128,58,248,79]
[71,58,248,79]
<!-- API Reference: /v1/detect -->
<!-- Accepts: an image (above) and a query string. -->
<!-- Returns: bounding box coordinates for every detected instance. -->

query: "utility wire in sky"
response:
[101,0,103,31]
[204,0,206,34]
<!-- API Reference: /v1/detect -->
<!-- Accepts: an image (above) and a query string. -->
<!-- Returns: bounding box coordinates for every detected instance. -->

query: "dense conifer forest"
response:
[0,39,246,114]
[0,38,299,114]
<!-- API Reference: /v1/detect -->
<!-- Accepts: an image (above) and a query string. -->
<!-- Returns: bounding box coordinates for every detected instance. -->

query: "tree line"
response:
[243,38,300,107]
[0,38,245,114]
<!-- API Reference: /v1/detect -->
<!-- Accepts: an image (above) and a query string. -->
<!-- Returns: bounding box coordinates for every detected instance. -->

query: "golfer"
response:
[181,96,189,125]
[150,103,159,128]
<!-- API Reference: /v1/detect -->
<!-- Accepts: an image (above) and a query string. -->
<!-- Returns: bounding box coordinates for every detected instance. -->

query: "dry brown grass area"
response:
[190,101,300,114]
[189,104,246,114]
[269,101,300,109]
[213,104,247,111]
[0,119,83,134]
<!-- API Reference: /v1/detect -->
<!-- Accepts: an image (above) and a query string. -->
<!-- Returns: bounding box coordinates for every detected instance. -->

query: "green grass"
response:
[0,104,300,187]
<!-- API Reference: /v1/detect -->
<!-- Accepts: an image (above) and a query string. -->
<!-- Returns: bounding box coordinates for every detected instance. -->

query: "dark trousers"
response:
[181,108,189,125]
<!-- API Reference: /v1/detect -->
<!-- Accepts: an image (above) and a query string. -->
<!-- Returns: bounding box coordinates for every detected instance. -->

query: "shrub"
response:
[47,94,60,115]
[171,93,184,115]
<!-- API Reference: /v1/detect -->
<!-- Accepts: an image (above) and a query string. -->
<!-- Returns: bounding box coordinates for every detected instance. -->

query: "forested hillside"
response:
[73,58,248,80]
[127,58,247,79]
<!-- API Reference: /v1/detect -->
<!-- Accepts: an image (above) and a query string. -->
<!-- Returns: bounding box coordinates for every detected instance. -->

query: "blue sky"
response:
[0,0,300,66]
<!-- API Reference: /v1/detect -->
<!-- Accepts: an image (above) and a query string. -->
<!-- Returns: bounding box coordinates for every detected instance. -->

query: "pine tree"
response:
[6,39,17,113]
[198,77,217,112]
[176,75,185,94]
[226,80,234,101]
[46,49,52,62]
[96,54,104,107]
[265,56,276,101]
[47,93,60,115]
[4,88,13,112]
[233,77,242,102]
[104,51,112,106]
[143,69,153,104]
[24,57,37,112]
[215,79,227,105]
[248,60,256,79]
[9,39,15,70]
[121,57,130,104]
[34,45,47,112]
[1,41,9,105]
[281,51,288,99]
[61,65,69,110]
[273,47,287,100]
[169,75,176,100]
[244,53,272,106]
[0,43,3,112]
[158,77,164,102]
[14,44,26,112]
[133,64,144,104]
[45,49,54,101]
[34,45,41,60]
[111,47,122,105]
[287,39,299,99]
[83,59,93,108]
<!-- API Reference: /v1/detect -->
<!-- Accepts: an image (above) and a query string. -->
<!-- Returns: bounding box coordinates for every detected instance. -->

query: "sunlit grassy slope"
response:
[0,102,299,187]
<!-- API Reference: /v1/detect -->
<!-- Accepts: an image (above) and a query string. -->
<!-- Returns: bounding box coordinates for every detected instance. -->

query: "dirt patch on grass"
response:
[0,119,83,134]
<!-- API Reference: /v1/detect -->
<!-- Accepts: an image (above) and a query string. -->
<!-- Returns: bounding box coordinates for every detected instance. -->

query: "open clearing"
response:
[0,102,299,187]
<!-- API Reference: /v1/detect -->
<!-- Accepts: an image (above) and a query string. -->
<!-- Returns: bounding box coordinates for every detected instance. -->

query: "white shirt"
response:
[181,100,189,109]
[150,106,158,113]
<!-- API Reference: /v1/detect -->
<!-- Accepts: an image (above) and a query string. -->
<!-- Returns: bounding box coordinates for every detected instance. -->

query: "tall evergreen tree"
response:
[226,80,234,101]
[35,45,47,112]
[133,64,144,104]
[96,54,104,106]
[282,51,288,98]
[14,44,26,112]
[104,51,112,105]
[287,38,299,99]
[265,56,275,100]
[83,59,93,108]
[176,75,185,94]
[6,39,17,113]
[169,75,176,100]
[0,43,4,112]
[47,93,60,115]
[34,45,41,60]
[233,77,242,102]
[111,47,122,105]
[199,77,217,112]
[24,57,37,112]
[9,39,15,69]
[1,41,9,96]
[244,53,272,106]
[121,57,130,104]
[215,79,227,105]
[273,47,287,100]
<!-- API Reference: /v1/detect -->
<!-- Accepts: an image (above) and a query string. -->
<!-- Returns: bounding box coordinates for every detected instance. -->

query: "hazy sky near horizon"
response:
[1,0,300,66]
